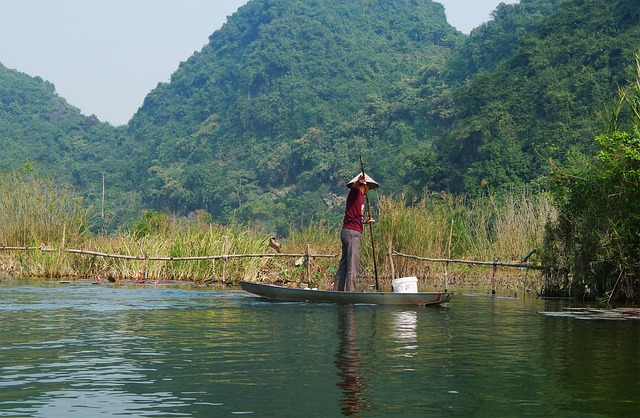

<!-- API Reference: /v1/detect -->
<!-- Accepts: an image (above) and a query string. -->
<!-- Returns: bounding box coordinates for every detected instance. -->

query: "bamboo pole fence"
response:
[0,245,335,283]
[392,250,547,293]
[0,246,335,261]
[391,251,546,270]
[1,246,547,289]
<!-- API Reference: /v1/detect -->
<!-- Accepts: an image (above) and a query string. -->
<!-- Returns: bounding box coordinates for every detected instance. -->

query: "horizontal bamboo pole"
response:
[0,246,544,270]
[0,246,336,261]
[67,249,336,261]
[392,251,547,270]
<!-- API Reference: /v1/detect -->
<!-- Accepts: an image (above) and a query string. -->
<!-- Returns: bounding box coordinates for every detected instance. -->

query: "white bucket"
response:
[392,276,418,293]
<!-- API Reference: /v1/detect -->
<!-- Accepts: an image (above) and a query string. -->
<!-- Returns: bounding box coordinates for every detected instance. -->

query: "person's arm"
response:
[359,176,375,224]
[349,174,367,190]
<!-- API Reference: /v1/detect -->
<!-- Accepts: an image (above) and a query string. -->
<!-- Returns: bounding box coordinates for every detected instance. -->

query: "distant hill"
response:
[0,63,143,228]
[427,0,640,193]
[1,0,639,234]
[123,0,463,232]
[0,63,90,175]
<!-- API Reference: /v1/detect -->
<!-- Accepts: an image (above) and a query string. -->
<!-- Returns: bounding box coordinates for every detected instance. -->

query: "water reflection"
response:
[391,310,418,358]
[2,281,638,417]
[334,306,370,416]
[0,284,218,417]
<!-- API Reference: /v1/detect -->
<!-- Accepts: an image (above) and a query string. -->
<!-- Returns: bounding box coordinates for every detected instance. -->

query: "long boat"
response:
[240,281,452,305]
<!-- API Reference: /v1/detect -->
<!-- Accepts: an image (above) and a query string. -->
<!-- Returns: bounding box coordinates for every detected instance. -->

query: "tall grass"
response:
[285,219,340,284]
[0,170,89,277]
[0,171,556,292]
[70,215,271,283]
[372,190,556,290]
[0,170,89,247]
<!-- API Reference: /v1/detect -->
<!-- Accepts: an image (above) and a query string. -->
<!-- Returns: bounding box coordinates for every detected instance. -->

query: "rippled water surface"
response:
[0,279,638,417]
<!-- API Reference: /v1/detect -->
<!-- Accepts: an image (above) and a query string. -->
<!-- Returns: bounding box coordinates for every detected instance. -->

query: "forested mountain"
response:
[424,0,640,194]
[1,0,639,234]
[125,0,463,233]
[0,64,145,227]
[0,63,96,176]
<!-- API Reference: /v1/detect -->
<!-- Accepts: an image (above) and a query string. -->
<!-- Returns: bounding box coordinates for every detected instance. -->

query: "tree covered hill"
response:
[0,63,147,228]
[0,63,96,176]
[1,0,639,234]
[125,0,464,232]
[422,0,640,194]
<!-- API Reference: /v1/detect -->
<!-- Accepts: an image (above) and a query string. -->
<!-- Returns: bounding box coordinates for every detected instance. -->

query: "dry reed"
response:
[0,171,556,294]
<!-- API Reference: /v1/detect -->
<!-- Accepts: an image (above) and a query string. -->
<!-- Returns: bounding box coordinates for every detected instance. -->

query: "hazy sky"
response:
[0,0,518,126]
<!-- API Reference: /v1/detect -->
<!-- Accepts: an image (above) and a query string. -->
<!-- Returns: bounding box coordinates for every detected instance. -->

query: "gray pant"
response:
[335,228,362,291]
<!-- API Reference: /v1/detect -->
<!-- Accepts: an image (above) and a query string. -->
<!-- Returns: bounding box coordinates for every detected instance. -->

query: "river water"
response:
[0,279,638,417]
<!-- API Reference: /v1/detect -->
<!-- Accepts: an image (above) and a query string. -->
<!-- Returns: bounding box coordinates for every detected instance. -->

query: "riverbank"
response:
[0,171,563,299]
[0,263,543,299]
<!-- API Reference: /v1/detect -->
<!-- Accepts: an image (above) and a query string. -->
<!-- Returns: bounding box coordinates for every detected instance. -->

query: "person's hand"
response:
[364,217,375,224]
[358,174,367,185]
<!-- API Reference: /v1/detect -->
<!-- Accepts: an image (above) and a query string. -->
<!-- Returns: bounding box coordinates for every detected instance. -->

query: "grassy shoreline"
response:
[0,269,542,298]
[1,172,552,296]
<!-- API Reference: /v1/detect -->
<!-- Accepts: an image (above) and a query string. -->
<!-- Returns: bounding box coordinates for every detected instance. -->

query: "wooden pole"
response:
[491,256,498,295]
[306,244,311,284]
[101,173,105,219]
[445,219,453,291]
[359,155,379,291]
[607,270,623,304]
[222,236,228,284]
[391,251,547,270]
[387,238,395,282]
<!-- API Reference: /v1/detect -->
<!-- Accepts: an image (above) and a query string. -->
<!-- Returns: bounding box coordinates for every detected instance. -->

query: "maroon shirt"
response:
[342,187,364,233]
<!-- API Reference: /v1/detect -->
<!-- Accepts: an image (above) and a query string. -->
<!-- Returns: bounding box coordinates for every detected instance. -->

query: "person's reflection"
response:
[335,306,369,416]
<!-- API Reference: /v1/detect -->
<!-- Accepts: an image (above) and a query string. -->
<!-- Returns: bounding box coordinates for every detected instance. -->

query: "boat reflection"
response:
[334,306,370,416]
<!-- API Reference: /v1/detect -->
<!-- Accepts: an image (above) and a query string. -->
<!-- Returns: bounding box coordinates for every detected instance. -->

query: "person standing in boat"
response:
[334,172,379,291]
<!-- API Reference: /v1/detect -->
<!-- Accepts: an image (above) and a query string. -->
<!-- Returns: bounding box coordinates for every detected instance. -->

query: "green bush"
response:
[543,51,640,303]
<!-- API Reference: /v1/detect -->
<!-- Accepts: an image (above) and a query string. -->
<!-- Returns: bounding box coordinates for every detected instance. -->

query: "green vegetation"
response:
[0,63,141,229]
[122,0,463,234]
[423,0,640,195]
[1,171,552,295]
[0,168,89,247]
[0,175,280,282]
[543,51,640,303]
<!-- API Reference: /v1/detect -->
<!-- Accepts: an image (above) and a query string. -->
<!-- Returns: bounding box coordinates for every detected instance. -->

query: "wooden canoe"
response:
[240,281,452,305]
